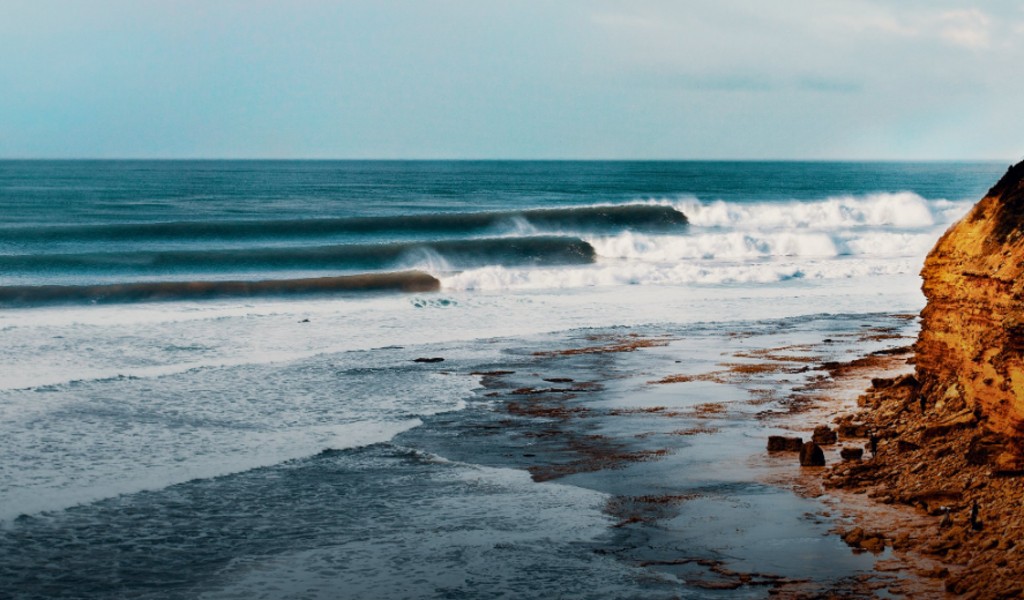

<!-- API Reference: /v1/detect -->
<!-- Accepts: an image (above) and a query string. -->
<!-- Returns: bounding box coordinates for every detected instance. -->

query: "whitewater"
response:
[0,160,1006,598]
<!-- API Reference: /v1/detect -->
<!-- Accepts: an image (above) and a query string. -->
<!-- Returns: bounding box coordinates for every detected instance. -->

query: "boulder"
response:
[767,435,803,452]
[840,446,864,461]
[812,425,837,445]
[799,441,826,466]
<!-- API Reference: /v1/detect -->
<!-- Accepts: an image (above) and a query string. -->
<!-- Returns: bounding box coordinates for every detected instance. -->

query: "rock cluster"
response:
[819,162,1024,598]
[823,375,1024,597]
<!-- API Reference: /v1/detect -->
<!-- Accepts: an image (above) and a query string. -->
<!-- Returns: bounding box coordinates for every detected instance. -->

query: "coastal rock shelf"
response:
[917,159,1024,450]
[820,159,1024,597]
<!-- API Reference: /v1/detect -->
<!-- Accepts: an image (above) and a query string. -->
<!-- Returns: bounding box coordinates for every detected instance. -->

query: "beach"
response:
[0,160,1006,598]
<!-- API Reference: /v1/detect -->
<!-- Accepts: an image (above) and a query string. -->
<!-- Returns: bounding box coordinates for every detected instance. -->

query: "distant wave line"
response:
[0,236,597,274]
[0,271,441,307]
[0,204,688,243]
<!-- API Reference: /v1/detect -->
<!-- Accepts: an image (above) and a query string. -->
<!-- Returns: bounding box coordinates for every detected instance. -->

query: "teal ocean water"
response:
[0,160,1002,295]
[0,161,1007,598]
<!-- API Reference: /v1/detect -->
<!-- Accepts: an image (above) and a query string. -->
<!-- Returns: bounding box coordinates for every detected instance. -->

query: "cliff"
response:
[917,159,1024,451]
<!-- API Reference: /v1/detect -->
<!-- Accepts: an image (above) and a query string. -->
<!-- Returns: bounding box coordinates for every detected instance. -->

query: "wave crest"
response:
[670,192,942,230]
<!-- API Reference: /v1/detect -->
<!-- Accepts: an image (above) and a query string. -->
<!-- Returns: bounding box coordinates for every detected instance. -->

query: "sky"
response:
[1,0,1023,160]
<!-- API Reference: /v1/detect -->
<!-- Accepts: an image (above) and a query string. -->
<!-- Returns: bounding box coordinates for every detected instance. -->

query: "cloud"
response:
[825,5,995,50]
[936,9,991,49]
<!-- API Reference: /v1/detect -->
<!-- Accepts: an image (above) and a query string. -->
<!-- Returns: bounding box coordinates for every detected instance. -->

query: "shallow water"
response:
[0,312,918,598]
[0,160,977,597]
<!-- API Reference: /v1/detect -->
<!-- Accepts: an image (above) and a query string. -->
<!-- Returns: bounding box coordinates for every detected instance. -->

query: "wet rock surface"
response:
[812,425,838,445]
[768,435,804,452]
[822,374,1024,597]
[799,442,826,467]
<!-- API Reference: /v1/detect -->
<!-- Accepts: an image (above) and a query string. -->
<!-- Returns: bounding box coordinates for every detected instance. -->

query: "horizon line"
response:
[0,157,1013,163]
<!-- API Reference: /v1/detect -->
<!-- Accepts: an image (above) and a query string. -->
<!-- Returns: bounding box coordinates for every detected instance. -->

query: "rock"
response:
[966,434,1004,465]
[922,409,978,439]
[840,446,864,461]
[897,439,921,452]
[812,425,837,445]
[799,441,826,466]
[917,566,949,579]
[860,536,885,553]
[840,527,865,546]
[839,527,885,553]
[413,357,445,363]
[916,160,1024,452]
[767,435,803,452]
[872,374,918,390]
[837,422,870,438]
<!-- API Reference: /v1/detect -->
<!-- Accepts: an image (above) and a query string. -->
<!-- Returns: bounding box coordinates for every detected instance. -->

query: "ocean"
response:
[0,160,1005,598]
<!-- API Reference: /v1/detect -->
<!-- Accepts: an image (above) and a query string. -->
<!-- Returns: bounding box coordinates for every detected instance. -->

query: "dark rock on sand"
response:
[767,435,803,452]
[812,425,837,445]
[839,446,864,461]
[799,442,825,466]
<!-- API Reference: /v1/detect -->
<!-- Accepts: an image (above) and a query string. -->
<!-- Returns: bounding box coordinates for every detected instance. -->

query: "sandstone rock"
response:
[837,422,870,438]
[965,433,1004,465]
[840,446,864,461]
[799,441,826,466]
[767,435,803,452]
[917,160,1024,453]
[922,409,978,439]
[872,374,919,390]
[839,527,885,553]
[860,536,885,553]
[812,425,837,445]
[897,439,922,452]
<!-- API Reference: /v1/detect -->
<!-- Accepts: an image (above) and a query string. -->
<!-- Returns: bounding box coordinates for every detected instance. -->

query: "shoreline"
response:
[1,310,982,598]
[409,311,936,596]
[815,362,1024,597]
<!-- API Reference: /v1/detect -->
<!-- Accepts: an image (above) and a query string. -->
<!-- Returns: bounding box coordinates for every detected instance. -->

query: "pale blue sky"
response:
[2,1,1022,159]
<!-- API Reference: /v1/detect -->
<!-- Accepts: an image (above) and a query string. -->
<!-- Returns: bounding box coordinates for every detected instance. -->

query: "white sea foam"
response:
[2,190,960,518]
[588,231,841,260]
[441,258,916,291]
[0,362,480,522]
[669,192,940,230]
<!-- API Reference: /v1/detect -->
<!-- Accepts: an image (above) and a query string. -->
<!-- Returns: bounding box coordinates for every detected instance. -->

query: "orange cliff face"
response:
[917,160,1024,449]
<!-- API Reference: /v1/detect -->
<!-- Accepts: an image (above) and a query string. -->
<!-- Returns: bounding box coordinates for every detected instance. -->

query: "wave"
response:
[0,204,687,244]
[587,230,939,261]
[0,271,441,307]
[0,236,596,277]
[588,231,840,260]
[0,418,425,523]
[441,258,917,291]
[668,192,961,230]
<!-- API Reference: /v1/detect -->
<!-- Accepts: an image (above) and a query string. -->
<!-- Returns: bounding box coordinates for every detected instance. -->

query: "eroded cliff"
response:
[917,159,1024,449]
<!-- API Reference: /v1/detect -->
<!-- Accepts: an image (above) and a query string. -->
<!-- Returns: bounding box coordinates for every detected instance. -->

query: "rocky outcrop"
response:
[917,160,1024,452]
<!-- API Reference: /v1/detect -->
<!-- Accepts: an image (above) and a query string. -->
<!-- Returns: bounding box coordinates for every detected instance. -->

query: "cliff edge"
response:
[821,161,1024,596]
[917,159,1024,451]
